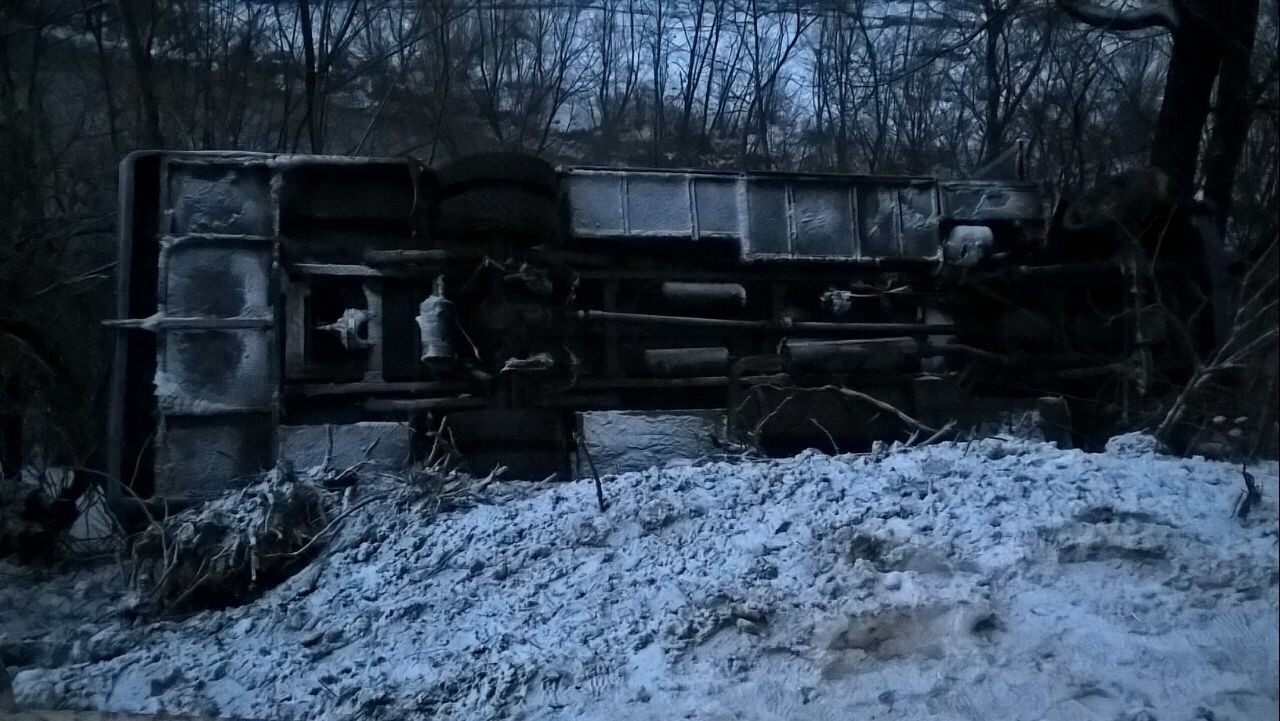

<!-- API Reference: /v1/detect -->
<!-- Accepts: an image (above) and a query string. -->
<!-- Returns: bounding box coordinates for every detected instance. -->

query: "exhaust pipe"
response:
[782,338,919,374]
[644,347,730,377]
[661,282,747,309]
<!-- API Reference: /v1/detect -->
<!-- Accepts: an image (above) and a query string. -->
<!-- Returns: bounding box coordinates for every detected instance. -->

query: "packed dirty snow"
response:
[3,435,1278,721]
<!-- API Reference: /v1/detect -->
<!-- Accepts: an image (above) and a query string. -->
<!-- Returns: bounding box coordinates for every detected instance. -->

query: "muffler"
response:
[643,347,730,377]
[781,337,919,374]
[660,282,747,310]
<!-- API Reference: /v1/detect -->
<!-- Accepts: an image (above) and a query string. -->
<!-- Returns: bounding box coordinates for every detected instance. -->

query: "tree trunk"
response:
[115,0,164,147]
[1059,0,1243,202]
[981,0,1006,165]
[1202,0,1261,232]
[298,0,321,154]
[1150,13,1225,198]
[0,412,19,481]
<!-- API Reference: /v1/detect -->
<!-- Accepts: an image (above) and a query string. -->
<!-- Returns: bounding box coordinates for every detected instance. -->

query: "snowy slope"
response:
[6,435,1279,721]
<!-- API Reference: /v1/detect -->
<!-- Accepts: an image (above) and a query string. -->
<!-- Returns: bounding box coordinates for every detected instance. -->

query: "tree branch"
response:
[1058,0,1179,31]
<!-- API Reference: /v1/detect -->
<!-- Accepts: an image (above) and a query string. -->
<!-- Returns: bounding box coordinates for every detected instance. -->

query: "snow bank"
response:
[5,436,1279,721]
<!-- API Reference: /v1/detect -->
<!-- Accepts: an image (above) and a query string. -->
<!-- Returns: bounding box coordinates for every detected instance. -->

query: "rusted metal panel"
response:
[792,182,856,257]
[690,176,738,236]
[566,171,628,236]
[157,329,275,414]
[278,422,414,471]
[155,414,275,494]
[625,174,694,234]
[161,238,273,318]
[150,157,280,496]
[575,410,727,476]
[939,181,1044,222]
[898,184,941,257]
[165,160,274,236]
[276,158,415,226]
[565,168,947,263]
[857,185,900,257]
[742,178,790,256]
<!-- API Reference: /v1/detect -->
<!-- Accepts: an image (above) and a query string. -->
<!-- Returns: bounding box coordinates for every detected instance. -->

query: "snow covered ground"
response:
[3,434,1278,721]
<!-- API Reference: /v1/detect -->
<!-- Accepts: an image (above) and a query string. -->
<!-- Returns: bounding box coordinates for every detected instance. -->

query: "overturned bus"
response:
[106,151,1217,499]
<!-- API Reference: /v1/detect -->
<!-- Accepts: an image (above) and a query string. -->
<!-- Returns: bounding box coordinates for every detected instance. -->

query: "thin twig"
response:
[751,391,799,439]
[1156,238,1279,443]
[426,416,450,469]
[756,384,938,434]
[1233,465,1261,520]
[263,493,391,560]
[917,420,959,447]
[577,433,607,512]
[810,418,840,455]
[28,261,116,299]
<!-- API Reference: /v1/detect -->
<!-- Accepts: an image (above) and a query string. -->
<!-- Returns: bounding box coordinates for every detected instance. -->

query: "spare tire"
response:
[436,152,560,200]
[436,187,562,246]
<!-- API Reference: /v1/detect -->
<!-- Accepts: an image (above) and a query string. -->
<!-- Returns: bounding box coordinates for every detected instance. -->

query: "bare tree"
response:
[647,0,671,161]
[590,0,642,137]
[1061,0,1262,214]
[739,0,813,167]
[2,0,117,475]
[976,0,1053,166]
[114,0,165,146]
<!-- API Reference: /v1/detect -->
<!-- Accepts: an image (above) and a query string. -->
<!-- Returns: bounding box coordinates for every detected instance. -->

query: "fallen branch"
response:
[820,385,938,434]
[130,476,329,612]
[740,384,938,453]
